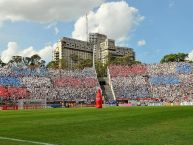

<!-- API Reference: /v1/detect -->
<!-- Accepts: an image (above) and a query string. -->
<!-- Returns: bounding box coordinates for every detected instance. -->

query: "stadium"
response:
[0,62,193,144]
[1,62,193,109]
[1,0,193,145]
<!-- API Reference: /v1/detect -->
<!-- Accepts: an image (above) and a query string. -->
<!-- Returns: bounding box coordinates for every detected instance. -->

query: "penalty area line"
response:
[0,136,56,145]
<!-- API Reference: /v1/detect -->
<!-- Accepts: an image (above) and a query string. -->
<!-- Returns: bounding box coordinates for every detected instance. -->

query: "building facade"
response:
[53,33,135,69]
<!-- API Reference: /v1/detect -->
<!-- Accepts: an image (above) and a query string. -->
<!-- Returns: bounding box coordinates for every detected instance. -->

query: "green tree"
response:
[60,58,67,69]
[160,53,188,63]
[122,52,135,65]
[77,59,92,70]
[132,60,142,64]
[95,61,107,77]
[0,59,6,67]
[70,54,79,63]
[96,52,139,77]
[23,57,32,66]
[12,56,22,64]
[8,59,14,64]
[107,52,138,66]
[31,54,41,66]
[40,60,46,67]
[47,61,59,69]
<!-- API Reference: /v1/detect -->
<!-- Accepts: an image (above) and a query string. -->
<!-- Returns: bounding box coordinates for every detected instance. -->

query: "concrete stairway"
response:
[99,77,114,102]
[103,85,114,101]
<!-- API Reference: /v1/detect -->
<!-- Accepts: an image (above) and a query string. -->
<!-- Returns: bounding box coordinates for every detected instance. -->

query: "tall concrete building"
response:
[53,37,93,69]
[53,33,135,69]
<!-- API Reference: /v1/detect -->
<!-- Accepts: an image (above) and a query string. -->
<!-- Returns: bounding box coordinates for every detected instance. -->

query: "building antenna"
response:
[86,13,88,42]
[86,13,95,68]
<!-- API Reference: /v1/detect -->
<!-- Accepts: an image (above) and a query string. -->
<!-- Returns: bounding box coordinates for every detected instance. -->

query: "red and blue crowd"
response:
[0,65,99,105]
[109,63,193,105]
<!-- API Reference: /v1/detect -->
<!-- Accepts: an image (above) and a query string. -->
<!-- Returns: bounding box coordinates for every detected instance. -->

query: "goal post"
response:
[18,99,46,109]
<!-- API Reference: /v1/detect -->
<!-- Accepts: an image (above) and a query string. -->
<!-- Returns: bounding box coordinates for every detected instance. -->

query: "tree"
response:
[23,57,32,66]
[77,59,92,70]
[106,53,116,63]
[132,60,142,64]
[107,52,138,66]
[95,52,140,77]
[12,56,22,64]
[60,58,68,69]
[40,60,46,67]
[8,59,14,64]
[47,61,59,69]
[31,54,41,66]
[0,59,6,67]
[160,53,188,63]
[122,52,135,65]
[95,61,107,77]
[70,54,79,63]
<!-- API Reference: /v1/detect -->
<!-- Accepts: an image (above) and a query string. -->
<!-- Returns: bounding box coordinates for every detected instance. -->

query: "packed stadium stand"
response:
[108,63,193,106]
[1,62,193,109]
[0,66,100,109]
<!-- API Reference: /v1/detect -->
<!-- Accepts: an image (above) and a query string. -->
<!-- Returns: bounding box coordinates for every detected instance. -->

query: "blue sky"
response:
[0,0,193,64]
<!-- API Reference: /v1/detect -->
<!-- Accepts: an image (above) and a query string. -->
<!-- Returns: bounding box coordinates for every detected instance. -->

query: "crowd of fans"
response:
[0,65,99,105]
[109,62,193,105]
[109,65,147,77]
[2,61,193,107]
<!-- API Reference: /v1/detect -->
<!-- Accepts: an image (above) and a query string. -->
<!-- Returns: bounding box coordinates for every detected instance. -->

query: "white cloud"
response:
[169,1,175,8]
[0,0,104,24]
[137,39,146,47]
[186,50,193,61]
[45,22,59,35]
[54,27,59,35]
[72,1,144,42]
[45,22,57,29]
[1,42,55,63]
[1,42,18,63]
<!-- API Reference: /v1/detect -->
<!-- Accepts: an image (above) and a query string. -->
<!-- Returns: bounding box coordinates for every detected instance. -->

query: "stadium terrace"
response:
[1,62,193,109]
[108,62,193,106]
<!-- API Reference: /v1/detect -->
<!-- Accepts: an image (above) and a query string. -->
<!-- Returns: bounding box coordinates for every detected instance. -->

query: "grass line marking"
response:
[0,136,56,145]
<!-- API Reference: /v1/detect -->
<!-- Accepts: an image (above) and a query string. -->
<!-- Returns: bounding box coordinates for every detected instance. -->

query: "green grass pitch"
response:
[0,106,193,145]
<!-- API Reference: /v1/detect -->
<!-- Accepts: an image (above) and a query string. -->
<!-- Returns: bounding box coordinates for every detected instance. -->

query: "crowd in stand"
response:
[0,65,99,105]
[2,61,193,106]
[109,62,193,104]
[109,64,147,77]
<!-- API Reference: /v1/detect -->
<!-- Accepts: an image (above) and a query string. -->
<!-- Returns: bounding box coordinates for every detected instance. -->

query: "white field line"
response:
[0,136,56,145]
